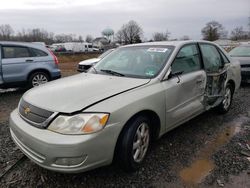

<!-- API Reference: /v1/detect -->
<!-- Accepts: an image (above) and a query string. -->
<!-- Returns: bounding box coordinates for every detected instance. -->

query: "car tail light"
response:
[48,49,59,65]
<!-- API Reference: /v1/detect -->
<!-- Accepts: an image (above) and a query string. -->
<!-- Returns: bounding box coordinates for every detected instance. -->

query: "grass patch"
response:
[57,53,99,64]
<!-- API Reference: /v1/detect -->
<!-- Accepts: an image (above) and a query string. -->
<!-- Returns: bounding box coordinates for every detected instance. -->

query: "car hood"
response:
[230,56,250,65]
[79,58,100,65]
[23,73,150,113]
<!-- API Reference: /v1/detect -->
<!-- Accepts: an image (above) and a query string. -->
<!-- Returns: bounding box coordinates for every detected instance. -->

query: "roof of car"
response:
[238,44,250,47]
[121,40,217,48]
[0,41,47,50]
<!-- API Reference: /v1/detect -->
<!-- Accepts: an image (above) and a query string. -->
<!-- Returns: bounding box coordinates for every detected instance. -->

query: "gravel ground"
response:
[0,65,249,187]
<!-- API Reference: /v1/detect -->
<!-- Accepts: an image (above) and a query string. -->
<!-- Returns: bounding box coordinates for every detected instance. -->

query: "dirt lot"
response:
[57,53,99,77]
[0,60,250,187]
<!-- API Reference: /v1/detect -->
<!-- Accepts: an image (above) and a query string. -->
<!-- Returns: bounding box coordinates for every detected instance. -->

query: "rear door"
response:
[1,45,34,83]
[199,43,227,108]
[28,47,51,64]
[163,44,206,128]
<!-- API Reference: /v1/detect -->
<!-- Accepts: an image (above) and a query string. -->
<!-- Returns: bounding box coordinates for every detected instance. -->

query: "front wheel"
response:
[117,116,151,172]
[217,83,233,114]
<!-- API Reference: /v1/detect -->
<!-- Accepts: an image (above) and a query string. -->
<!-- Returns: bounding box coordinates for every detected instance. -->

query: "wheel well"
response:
[227,80,235,94]
[27,69,51,81]
[113,110,161,162]
[124,110,161,140]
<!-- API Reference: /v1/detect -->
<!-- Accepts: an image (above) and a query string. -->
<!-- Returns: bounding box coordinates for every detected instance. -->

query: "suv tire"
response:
[28,72,49,88]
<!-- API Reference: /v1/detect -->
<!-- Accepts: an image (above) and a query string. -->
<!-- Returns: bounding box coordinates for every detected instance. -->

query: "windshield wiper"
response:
[100,69,125,77]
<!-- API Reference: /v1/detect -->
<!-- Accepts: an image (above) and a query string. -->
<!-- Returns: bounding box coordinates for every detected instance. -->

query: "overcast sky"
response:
[0,0,249,40]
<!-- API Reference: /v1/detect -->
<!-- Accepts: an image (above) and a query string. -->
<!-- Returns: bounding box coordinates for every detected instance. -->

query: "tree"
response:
[54,34,74,43]
[29,28,50,42]
[116,20,143,44]
[115,30,123,44]
[152,31,170,41]
[248,17,250,38]
[78,35,83,42]
[201,21,227,41]
[13,28,54,44]
[134,34,142,43]
[248,17,250,30]
[230,26,247,40]
[85,34,93,43]
[0,24,14,40]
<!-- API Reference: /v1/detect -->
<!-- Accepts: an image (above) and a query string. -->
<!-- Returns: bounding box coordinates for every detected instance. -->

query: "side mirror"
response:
[168,70,183,79]
[166,69,183,84]
[163,67,183,83]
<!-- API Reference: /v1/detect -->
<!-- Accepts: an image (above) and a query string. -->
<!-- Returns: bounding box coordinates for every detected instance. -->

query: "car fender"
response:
[226,59,241,92]
[86,81,166,138]
[25,63,53,81]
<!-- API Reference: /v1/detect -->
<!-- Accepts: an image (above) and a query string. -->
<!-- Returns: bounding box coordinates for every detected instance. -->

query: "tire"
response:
[28,72,49,88]
[217,83,233,114]
[117,116,151,172]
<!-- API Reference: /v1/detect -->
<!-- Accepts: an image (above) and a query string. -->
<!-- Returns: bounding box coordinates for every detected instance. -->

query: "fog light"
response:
[54,155,87,167]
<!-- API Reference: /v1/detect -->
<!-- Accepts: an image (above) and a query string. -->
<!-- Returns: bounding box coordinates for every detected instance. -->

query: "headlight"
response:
[48,113,109,135]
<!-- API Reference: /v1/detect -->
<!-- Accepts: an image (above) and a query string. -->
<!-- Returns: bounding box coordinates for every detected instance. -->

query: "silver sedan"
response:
[9,40,241,173]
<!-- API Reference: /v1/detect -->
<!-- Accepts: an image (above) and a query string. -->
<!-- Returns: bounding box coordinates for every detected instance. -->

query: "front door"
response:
[163,44,206,129]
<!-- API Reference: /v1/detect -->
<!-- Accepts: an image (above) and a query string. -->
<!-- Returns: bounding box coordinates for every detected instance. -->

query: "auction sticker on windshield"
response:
[147,48,168,53]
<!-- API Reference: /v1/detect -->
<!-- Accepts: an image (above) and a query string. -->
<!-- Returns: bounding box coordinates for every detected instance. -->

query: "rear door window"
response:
[200,44,223,72]
[30,48,48,57]
[172,44,201,74]
[2,46,31,59]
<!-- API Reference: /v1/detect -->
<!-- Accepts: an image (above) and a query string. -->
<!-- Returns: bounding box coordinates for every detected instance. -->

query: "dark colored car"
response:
[229,45,250,83]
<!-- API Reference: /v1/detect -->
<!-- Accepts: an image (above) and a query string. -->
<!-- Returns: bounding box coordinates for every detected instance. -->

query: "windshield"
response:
[98,49,114,59]
[94,46,174,78]
[229,46,250,57]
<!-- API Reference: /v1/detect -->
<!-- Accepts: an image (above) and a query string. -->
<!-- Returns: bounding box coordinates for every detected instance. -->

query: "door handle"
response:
[26,59,34,62]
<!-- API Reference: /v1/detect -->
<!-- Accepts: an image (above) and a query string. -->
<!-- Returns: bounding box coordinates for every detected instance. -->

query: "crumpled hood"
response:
[79,58,100,65]
[23,73,150,113]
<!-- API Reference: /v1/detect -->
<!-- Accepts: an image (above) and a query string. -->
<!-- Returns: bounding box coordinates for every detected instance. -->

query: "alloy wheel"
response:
[32,74,48,87]
[132,122,150,163]
[222,87,232,110]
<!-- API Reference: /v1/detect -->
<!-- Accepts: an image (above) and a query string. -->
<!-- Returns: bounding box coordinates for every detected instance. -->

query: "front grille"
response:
[78,64,92,71]
[241,64,250,68]
[19,99,53,126]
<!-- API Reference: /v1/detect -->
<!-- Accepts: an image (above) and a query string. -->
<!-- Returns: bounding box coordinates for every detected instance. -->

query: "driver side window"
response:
[172,44,201,74]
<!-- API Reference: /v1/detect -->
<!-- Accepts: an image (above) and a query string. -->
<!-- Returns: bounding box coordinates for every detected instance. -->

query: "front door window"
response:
[172,44,201,74]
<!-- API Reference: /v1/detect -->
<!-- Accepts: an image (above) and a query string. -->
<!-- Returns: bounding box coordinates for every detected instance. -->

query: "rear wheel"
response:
[28,72,49,88]
[117,116,151,172]
[217,83,233,114]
